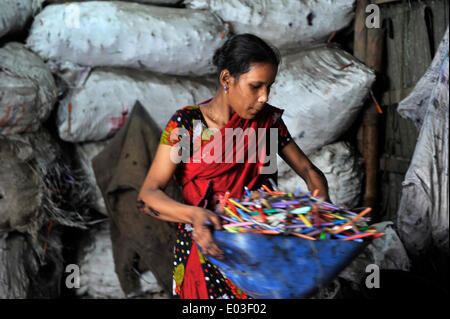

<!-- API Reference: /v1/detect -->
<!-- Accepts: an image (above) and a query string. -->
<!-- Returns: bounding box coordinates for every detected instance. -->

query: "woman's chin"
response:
[245,111,259,119]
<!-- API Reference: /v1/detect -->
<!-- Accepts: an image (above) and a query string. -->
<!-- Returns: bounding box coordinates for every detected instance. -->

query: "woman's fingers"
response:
[190,207,224,257]
[199,242,223,257]
[208,247,224,259]
[208,246,224,259]
[202,236,223,256]
[193,227,224,258]
[209,214,222,230]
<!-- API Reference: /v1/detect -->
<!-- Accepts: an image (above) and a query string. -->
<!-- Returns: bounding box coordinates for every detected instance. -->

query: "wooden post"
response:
[362,23,385,214]
[354,0,369,62]
[354,0,385,214]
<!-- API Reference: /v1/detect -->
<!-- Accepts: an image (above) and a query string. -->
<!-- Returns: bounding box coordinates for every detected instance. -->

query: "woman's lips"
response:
[248,107,261,114]
[249,103,265,114]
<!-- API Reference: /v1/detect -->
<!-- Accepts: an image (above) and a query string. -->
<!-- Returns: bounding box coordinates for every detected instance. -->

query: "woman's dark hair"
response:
[212,33,281,81]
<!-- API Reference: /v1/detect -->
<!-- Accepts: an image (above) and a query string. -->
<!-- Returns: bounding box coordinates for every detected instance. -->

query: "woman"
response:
[138,34,330,299]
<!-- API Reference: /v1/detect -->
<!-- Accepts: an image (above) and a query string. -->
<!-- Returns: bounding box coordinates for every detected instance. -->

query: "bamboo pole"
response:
[354,0,385,214]
[354,0,369,62]
[362,22,385,213]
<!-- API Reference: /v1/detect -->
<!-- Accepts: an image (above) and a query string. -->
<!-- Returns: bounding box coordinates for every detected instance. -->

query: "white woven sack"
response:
[270,45,375,155]
[0,0,44,38]
[278,141,364,209]
[76,222,165,298]
[26,1,228,76]
[56,68,216,142]
[185,0,354,51]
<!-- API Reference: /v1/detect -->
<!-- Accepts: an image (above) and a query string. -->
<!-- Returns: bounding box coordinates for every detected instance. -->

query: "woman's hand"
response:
[280,140,331,203]
[190,207,224,258]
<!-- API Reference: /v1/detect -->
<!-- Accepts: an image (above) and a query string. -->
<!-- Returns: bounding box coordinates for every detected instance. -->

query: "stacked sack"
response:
[26,1,229,76]
[75,221,167,299]
[0,43,92,298]
[0,0,44,38]
[0,43,56,134]
[278,141,365,209]
[185,0,355,51]
[21,0,228,298]
[269,45,375,208]
[1,4,56,295]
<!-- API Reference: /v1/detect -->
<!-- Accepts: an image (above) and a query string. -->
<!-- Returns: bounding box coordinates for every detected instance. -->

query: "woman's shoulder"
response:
[179,104,201,112]
[264,103,284,114]
[171,104,201,120]
[174,98,211,116]
[259,103,285,125]
[166,104,201,126]
[161,105,200,146]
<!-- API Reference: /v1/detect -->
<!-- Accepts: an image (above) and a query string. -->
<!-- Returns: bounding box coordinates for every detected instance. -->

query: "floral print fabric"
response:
[160,104,293,153]
[172,223,248,299]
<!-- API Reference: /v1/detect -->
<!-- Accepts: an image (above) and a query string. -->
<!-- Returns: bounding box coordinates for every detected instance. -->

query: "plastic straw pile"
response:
[215,185,385,243]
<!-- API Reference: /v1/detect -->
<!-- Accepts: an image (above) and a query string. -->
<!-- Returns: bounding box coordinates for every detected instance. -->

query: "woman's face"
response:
[225,62,278,120]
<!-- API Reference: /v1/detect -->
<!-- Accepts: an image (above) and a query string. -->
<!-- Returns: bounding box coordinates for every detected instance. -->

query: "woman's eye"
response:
[251,85,261,90]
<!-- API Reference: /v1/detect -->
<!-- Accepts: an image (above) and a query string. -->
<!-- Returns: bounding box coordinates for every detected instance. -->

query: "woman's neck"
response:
[201,91,233,129]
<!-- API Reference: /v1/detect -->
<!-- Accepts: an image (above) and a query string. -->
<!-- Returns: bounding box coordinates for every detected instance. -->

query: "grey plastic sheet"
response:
[396,28,449,255]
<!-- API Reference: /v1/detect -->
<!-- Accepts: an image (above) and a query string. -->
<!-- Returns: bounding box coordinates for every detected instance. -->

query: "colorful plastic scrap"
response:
[215,184,385,242]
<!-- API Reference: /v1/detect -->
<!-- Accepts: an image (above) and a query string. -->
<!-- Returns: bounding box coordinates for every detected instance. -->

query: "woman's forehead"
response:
[241,62,277,82]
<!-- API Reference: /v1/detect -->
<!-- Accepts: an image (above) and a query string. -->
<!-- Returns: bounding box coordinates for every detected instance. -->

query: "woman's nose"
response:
[258,88,269,103]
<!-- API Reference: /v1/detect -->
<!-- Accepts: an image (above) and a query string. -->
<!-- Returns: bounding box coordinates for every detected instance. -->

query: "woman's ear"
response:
[219,69,232,88]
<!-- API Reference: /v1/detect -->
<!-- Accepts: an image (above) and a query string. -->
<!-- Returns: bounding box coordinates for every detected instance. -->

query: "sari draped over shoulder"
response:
[178,103,284,208]
[169,102,284,299]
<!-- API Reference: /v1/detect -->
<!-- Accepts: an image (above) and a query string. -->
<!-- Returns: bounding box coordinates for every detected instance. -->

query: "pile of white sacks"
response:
[1,0,410,299]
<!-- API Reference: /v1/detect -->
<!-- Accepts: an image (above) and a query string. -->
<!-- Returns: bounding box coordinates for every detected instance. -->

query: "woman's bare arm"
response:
[280,140,331,202]
[138,144,223,257]
[137,144,194,223]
